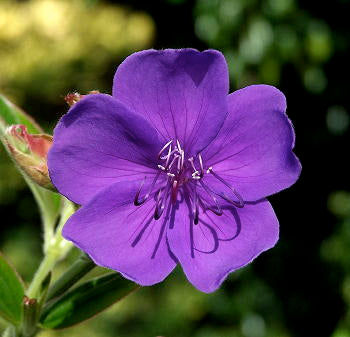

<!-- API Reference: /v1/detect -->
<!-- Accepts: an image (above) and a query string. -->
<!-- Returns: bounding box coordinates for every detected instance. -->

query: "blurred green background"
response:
[0,0,349,336]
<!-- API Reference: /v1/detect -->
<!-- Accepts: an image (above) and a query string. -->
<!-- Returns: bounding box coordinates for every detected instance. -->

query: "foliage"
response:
[194,0,332,93]
[0,0,154,104]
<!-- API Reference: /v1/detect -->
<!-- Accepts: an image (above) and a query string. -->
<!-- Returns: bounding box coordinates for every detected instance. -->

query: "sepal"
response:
[4,125,53,190]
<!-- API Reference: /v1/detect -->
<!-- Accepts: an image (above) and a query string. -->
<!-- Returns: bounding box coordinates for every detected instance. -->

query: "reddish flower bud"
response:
[64,90,100,106]
[5,124,54,190]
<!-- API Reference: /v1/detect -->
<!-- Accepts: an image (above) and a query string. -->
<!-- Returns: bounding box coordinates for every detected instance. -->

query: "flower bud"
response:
[4,124,54,190]
[64,90,100,106]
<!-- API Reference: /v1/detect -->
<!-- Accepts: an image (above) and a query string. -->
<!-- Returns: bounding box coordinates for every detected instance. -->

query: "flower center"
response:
[157,139,203,186]
[134,140,245,223]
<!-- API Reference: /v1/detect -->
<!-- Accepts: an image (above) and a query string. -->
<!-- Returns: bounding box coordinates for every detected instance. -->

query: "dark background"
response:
[1,0,349,336]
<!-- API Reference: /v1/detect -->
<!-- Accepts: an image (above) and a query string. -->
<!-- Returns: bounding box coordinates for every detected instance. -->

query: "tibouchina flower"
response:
[48,49,301,293]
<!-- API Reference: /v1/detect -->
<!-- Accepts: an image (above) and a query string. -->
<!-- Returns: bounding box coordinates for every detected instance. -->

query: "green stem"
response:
[42,220,54,255]
[46,254,95,302]
[26,199,75,299]
[22,176,59,254]
[21,298,37,337]
[26,252,58,299]
[55,198,76,235]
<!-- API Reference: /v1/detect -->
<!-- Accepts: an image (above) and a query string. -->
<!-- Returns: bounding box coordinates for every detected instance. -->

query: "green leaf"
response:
[0,94,43,134]
[40,273,138,329]
[0,253,25,325]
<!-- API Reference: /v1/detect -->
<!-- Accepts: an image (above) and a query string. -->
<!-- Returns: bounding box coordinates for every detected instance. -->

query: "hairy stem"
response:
[26,199,74,299]
[26,252,58,299]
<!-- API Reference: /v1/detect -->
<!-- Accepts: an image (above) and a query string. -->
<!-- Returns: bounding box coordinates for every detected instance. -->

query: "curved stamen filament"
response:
[158,144,173,171]
[188,157,197,172]
[164,144,173,168]
[188,158,200,180]
[176,140,182,153]
[198,153,204,177]
[181,150,185,170]
[171,180,179,204]
[177,151,184,172]
[134,171,161,206]
[192,181,199,224]
[154,181,171,220]
[154,190,165,220]
[207,167,245,208]
[198,180,223,216]
[168,154,179,171]
[175,140,184,173]
[188,154,204,180]
[158,140,173,160]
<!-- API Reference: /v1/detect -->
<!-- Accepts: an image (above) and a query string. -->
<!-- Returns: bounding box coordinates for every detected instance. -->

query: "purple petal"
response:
[202,85,301,201]
[167,197,279,293]
[113,49,229,156]
[62,180,177,286]
[48,94,161,204]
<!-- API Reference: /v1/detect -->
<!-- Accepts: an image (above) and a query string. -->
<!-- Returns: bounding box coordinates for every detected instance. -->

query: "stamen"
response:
[177,152,183,172]
[198,180,223,216]
[158,140,173,160]
[167,154,179,171]
[161,148,178,161]
[207,167,245,208]
[134,172,161,206]
[188,157,200,179]
[192,182,199,224]
[198,153,204,177]
[164,144,172,168]
[154,190,165,220]
[158,140,185,175]
[171,180,178,204]
[154,182,171,220]
[181,150,185,170]
[177,155,181,172]
[188,155,204,180]
[188,157,197,172]
[176,139,182,153]
[134,178,147,206]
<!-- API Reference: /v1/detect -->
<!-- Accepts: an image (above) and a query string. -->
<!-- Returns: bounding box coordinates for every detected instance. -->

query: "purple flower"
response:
[48,49,301,293]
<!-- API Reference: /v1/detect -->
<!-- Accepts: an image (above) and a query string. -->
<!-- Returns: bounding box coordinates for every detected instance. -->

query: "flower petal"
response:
[48,94,161,204]
[62,180,177,286]
[202,85,301,201]
[167,197,279,293]
[113,49,229,156]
